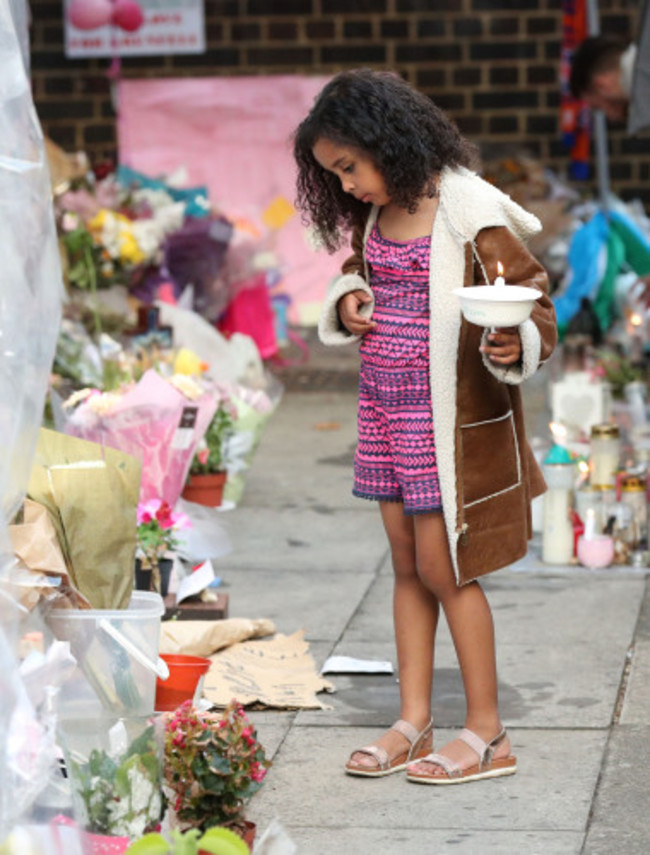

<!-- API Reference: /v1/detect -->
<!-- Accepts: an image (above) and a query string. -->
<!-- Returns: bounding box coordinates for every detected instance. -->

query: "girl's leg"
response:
[349,501,439,769]
[410,512,511,773]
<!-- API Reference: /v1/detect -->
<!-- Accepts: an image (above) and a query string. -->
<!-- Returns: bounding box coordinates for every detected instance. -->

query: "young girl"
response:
[294,70,557,785]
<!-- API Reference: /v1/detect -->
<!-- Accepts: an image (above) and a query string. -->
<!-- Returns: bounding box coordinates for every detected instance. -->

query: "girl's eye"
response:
[342,164,354,174]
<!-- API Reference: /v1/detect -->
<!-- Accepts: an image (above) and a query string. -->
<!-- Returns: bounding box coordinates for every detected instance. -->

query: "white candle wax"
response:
[494,276,505,287]
[583,507,597,540]
[542,487,574,564]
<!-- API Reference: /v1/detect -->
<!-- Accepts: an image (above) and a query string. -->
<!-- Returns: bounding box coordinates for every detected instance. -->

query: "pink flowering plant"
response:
[163,700,270,834]
[136,499,190,582]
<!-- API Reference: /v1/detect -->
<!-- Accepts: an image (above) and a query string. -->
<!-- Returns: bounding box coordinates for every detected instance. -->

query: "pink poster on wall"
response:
[117,75,349,325]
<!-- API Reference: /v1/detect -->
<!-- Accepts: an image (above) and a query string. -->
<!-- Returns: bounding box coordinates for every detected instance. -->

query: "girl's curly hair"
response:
[294,69,478,252]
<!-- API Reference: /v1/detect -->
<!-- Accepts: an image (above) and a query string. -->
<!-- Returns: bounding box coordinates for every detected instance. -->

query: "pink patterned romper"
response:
[353,221,442,514]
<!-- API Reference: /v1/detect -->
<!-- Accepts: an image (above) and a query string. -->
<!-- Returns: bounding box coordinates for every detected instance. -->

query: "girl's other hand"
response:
[338,289,376,336]
[480,327,522,364]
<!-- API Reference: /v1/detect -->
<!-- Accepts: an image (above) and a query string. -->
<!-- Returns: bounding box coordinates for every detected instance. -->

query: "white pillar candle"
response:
[542,462,576,565]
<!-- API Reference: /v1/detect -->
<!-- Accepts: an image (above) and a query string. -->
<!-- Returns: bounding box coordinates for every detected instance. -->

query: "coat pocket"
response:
[460,410,521,508]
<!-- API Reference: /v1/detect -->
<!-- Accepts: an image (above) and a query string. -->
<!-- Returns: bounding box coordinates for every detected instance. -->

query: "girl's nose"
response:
[341,178,354,194]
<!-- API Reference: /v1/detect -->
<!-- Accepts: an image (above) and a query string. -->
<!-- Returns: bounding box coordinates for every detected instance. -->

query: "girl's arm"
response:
[318,223,375,346]
[473,226,557,384]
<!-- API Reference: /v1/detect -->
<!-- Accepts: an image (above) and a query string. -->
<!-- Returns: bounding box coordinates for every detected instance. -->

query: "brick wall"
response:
[30,0,647,203]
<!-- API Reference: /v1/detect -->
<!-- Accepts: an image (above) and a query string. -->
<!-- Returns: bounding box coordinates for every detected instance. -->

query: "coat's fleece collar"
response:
[439,166,541,245]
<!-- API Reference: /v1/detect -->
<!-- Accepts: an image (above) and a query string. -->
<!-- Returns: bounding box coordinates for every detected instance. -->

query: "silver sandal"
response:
[406,727,517,785]
[345,718,434,778]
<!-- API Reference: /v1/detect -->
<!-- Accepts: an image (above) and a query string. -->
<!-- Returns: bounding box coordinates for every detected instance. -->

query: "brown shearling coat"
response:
[318,167,558,585]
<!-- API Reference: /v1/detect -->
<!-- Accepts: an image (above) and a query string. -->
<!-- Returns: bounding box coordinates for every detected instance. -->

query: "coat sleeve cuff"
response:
[480,318,541,384]
[317,273,374,346]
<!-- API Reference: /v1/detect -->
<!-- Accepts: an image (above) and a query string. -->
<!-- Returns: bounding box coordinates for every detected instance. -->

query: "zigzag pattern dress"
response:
[353,221,442,514]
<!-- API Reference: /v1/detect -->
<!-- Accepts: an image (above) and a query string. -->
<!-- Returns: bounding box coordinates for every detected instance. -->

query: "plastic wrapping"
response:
[0,9,63,533]
[0,1,66,843]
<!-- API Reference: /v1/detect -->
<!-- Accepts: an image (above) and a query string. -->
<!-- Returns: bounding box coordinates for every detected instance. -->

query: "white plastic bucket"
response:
[46,591,165,716]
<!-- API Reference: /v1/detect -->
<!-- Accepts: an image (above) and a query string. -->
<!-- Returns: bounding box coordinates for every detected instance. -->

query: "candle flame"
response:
[630,312,643,327]
[578,460,590,475]
[496,261,504,277]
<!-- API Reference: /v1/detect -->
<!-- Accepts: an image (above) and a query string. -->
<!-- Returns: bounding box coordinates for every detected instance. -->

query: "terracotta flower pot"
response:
[181,471,227,507]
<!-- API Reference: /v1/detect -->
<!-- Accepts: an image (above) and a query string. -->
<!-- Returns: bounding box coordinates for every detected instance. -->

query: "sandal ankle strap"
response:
[391,719,420,744]
[459,727,507,770]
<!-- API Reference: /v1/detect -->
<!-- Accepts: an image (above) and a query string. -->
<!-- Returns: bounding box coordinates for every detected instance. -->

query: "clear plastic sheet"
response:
[0,0,66,844]
[0,3,63,532]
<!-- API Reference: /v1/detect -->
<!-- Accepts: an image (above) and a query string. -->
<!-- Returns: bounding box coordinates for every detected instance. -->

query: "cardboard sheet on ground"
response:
[203,630,334,709]
[117,75,349,324]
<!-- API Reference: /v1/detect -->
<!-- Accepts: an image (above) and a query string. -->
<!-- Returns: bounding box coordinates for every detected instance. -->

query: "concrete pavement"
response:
[215,336,650,854]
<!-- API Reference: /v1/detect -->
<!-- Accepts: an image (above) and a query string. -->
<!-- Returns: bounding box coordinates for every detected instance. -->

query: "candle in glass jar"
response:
[590,423,620,488]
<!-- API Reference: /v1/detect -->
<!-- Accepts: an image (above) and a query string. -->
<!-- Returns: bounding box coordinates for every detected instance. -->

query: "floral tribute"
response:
[163,700,270,834]
[66,723,163,840]
[137,499,190,567]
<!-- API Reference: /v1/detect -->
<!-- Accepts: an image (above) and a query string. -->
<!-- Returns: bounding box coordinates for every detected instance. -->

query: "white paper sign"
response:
[175,559,215,604]
[320,656,394,675]
[64,0,205,59]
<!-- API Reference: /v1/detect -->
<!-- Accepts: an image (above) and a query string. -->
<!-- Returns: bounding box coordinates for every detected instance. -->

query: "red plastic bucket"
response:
[155,653,211,712]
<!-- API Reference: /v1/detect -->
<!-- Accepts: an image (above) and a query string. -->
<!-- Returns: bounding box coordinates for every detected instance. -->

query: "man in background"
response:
[570,36,637,124]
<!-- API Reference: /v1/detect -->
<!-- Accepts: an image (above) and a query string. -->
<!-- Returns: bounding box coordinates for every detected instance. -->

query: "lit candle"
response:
[494,260,505,287]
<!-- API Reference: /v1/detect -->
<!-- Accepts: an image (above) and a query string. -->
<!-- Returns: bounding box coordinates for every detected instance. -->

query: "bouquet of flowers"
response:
[163,700,270,835]
[63,369,218,508]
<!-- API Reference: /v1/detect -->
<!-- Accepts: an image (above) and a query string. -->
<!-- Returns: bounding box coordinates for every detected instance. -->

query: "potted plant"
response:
[125,827,250,855]
[136,499,191,595]
[60,717,164,851]
[161,700,270,847]
[182,399,235,507]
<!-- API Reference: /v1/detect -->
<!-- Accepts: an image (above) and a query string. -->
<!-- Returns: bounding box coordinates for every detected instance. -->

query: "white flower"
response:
[169,374,204,401]
[62,387,96,410]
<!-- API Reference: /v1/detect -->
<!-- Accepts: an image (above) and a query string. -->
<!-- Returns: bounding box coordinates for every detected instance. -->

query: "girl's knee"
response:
[416,561,459,600]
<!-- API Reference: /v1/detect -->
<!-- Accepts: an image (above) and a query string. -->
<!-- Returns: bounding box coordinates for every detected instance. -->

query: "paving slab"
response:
[219,565,376,643]
[341,570,644,649]
[248,727,605,838]
[251,826,584,855]
[295,635,625,729]
[583,724,650,854]
[237,391,359,510]
[219,507,386,576]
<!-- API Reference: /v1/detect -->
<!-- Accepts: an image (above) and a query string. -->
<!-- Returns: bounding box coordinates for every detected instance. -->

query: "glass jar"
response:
[590,424,621,489]
[620,474,648,549]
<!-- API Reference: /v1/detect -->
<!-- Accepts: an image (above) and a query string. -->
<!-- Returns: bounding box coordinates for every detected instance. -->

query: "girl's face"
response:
[312,138,390,206]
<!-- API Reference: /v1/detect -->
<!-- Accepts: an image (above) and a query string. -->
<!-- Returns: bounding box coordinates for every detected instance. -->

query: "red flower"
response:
[156,501,174,530]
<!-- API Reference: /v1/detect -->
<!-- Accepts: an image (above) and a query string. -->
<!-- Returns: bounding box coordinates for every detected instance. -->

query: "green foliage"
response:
[595,347,645,399]
[125,826,249,855]
[68,723,164,838]
[163,700,270,834]
[189,404,234,475]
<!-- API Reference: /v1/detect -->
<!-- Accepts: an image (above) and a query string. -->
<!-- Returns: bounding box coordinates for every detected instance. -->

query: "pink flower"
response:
[197,448,209,465]
[250,762,267,783]
[137,498,162,524]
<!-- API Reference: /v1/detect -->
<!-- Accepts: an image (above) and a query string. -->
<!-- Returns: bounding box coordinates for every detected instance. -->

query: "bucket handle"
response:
[98,618,170,681]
